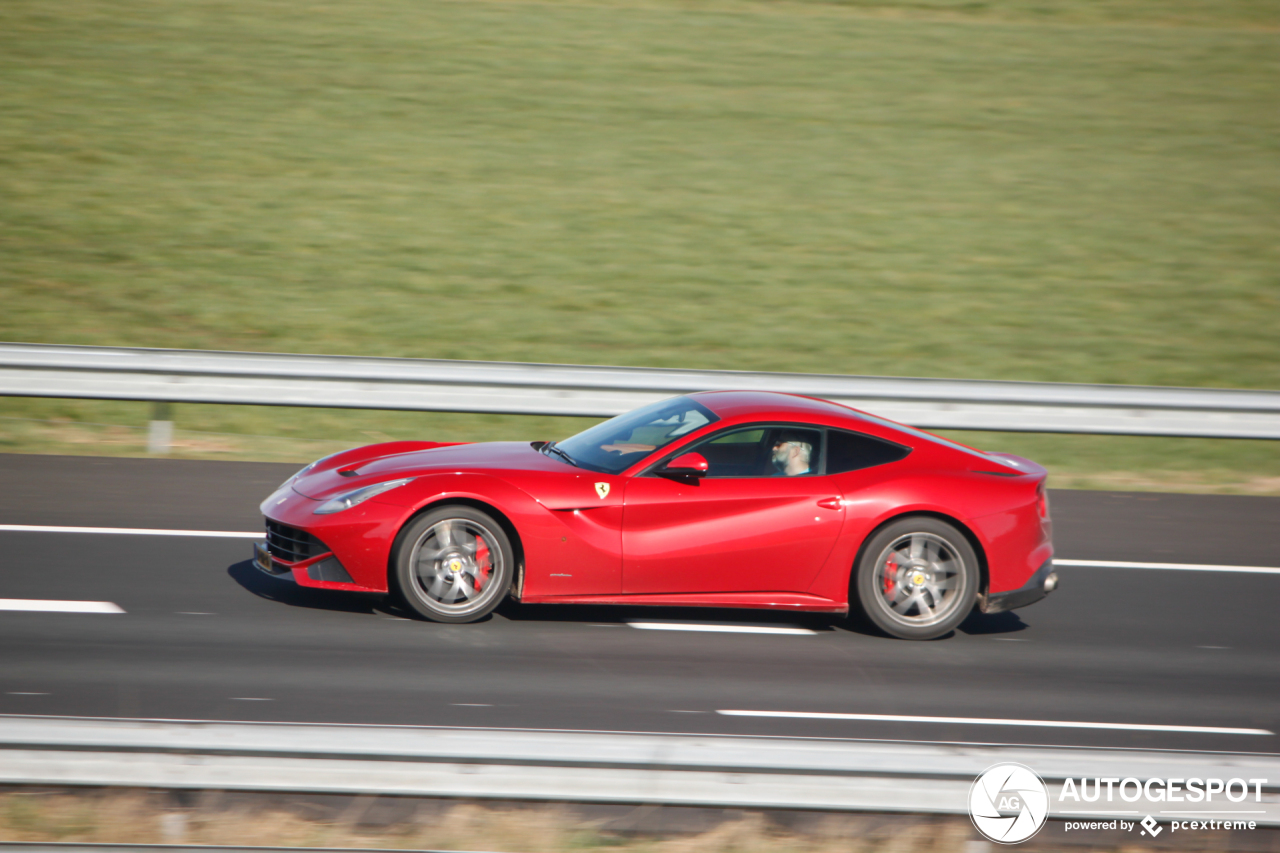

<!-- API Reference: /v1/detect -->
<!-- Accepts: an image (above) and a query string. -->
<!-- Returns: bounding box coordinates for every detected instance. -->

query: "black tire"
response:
[854,516,979,640]
[392,505,514,623]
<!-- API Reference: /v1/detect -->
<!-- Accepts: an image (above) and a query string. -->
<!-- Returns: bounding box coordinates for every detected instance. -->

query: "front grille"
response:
[265,519,330,563]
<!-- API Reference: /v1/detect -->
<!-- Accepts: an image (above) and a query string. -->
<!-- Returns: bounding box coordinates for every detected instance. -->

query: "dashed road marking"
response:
[0,599,124,614]
[0,524,260,538]
[628,622,816,635]
[1056,559,1280,575]
[716,709,1273,735]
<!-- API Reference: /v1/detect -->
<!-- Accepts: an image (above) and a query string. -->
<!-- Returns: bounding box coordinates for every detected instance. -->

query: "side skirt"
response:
[521,591,848,613]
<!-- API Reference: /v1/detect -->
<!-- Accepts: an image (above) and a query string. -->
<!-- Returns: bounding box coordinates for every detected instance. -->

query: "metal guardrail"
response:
[2,342,1278,440]
[1,716,1277,824]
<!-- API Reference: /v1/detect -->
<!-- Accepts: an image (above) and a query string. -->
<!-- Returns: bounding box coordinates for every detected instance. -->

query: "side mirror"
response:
[661,451,709,476]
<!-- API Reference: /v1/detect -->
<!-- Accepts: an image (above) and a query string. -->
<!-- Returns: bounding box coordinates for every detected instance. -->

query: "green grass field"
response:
[1,0,1277,490]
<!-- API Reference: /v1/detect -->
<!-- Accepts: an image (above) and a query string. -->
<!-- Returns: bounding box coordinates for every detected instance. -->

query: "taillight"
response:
[1036,482,1050,519]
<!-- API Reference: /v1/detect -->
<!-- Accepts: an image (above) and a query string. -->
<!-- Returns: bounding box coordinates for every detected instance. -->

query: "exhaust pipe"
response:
[1043,572,1059,593]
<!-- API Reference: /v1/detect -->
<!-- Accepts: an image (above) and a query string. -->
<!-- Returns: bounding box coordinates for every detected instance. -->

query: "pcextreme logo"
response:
[970,763,1050,844]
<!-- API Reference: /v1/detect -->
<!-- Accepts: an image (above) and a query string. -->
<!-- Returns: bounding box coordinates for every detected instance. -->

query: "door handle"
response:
[816,498,843,510]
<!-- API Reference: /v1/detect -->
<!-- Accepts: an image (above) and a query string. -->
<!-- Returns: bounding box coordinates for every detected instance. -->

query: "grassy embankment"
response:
[1,0,1276,491]
[0,787,1158,851]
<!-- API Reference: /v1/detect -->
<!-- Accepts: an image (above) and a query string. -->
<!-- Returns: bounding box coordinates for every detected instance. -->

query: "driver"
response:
[771,432,812,476]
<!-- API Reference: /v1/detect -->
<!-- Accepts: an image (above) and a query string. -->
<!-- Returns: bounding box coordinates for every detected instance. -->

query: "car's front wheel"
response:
[392,505,513,623]
[854,516,978,640]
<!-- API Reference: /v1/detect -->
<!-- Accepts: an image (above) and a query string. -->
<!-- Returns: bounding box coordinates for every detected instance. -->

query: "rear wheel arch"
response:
[849,510,989,596]
[849,507,988,635]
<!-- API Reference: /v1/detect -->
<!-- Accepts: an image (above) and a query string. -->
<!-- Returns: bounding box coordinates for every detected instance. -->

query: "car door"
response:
[621,425,846,594]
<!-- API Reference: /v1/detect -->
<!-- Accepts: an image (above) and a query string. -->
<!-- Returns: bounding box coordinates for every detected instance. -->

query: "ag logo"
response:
[594,482,610,499]
[969,763,1049,844]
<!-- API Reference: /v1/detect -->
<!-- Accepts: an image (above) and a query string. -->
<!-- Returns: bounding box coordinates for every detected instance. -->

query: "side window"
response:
[826,429,911,474]
[686,425,823,478]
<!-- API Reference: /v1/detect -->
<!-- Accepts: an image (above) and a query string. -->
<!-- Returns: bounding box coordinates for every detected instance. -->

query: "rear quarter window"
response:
[826,429,911,474]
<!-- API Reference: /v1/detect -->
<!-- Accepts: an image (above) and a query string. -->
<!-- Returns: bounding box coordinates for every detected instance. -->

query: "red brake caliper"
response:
[474,540,491,590]
[884,558,897,598]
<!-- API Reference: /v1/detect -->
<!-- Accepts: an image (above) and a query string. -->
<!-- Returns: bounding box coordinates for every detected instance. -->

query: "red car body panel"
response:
[620,473,846,595]
[260,391,1053,613]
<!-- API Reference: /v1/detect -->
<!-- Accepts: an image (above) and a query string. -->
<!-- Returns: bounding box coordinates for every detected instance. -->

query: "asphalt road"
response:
[1,453,1277,754]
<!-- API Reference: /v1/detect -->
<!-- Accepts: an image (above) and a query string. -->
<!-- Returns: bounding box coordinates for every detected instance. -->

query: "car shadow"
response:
[227,560,394,616]
[228,560,1029,637]
[832,607,1029,640]
[494,599,844,633]
[957,609,1029,636]
[226,560,498,622]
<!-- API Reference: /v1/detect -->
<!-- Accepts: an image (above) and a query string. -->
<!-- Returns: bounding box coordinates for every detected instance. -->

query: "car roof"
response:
[688,390,864,423]
[685,390,994,463]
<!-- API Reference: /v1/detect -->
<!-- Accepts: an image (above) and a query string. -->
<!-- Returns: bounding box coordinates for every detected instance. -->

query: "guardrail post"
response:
[148,401,173,455]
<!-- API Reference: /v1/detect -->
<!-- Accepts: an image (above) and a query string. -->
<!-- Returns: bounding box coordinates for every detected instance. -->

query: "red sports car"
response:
[254,391,1056,639]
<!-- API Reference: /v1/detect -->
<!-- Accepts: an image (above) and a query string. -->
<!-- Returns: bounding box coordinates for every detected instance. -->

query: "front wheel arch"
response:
[388,498,526,603]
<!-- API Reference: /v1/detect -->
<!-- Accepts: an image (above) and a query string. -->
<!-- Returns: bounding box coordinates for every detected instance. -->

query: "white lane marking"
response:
[178,612,215,616]
[5,713,1275,754]
[452,703,492,707]
[230,697,272,701]
[0,524,261,538]
[7,692,49,696]
[629,622,816,635]
[0,599,124,614]
[5,526,1278,575]
[1056,559,1280,574]
[716,710,1273,736]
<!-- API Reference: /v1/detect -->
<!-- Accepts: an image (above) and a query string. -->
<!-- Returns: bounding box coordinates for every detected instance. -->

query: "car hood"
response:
[290,440,575,499]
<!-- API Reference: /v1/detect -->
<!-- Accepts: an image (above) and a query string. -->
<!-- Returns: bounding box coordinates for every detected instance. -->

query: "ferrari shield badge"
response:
[594,482,610,499]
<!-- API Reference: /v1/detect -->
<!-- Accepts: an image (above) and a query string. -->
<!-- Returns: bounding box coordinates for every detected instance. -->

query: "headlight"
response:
[313,478,416,515]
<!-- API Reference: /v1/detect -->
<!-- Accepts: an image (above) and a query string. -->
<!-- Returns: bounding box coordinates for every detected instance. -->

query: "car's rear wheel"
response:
[392,506,513,623]
[854,517,978,640]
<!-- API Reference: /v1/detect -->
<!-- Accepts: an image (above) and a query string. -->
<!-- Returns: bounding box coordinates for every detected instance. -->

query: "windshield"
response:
[552,396,718,474]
